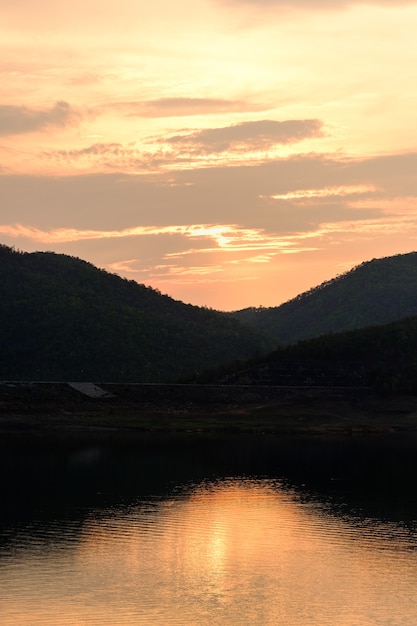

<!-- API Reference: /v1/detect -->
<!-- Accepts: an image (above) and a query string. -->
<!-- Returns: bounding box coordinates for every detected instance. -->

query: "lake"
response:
[1,432,417,625]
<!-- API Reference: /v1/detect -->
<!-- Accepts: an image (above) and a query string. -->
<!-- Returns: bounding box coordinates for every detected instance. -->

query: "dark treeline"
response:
[191,314,417,394]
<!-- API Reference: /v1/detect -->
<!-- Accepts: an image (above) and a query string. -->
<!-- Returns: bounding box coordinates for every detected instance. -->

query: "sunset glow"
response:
[2,0,417,309]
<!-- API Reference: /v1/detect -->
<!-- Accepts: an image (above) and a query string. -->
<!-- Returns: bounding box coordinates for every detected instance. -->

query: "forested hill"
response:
[194,314,417,394]
[0,245,266,382]
[231,252,417,345]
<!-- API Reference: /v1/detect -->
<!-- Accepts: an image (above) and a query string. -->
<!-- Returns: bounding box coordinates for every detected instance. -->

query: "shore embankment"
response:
[1,380,416,434]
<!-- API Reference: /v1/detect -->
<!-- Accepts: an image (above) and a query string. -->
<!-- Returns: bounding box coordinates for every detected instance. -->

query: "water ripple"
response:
[1,477,417,625]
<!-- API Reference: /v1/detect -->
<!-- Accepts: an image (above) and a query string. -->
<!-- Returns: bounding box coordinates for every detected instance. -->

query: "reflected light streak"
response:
[2,479,417,625]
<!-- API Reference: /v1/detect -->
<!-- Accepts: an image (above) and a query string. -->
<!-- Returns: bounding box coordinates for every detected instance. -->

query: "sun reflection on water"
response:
[1,477,417,625]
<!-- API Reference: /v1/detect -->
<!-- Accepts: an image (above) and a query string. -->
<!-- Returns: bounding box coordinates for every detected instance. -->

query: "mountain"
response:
[231,252,417,345]
[194,314,417,395]
[0,244,266,382]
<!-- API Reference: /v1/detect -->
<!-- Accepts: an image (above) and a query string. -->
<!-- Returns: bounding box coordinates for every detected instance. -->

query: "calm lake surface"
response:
[1,432,417,625]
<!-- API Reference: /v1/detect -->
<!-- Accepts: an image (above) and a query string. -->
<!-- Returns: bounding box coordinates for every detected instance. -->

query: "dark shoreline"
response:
[1,381,417,435]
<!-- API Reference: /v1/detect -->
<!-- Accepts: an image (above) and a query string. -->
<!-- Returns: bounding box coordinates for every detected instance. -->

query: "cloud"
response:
[45,142,172,172]
[0,222,302,252]
[1,152,416,235]
[107,98,267,118]
[0,220,329,289]
[2,151,417,307]
[214,0,417,9]
[55,143,124,158]
[43,119,323,170]
[49,142,132,163]
[268,184,378,200]
[0,101,80,136]
[165,119,324,153]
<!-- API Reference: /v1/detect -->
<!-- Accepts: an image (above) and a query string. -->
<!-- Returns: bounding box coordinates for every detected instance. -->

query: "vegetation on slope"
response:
[0,245,266,382]
[231,252,417,345]
[192,314,417,394]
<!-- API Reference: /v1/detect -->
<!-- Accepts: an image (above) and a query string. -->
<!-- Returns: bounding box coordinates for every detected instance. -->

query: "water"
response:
[1,432,417,625]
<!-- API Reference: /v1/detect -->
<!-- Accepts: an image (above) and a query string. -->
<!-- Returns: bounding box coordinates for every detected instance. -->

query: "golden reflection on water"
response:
[1,479,417,625]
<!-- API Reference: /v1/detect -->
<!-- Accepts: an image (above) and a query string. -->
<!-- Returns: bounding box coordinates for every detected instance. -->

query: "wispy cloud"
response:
[164,119,324,153]
[268,184,378,200]
[0,223,209,244]
[0,101,81,136]
[2,152,416,235]
[0,222,318,256]
[42,119,324,171]
[104,97,267,118]
[214,0,417,9]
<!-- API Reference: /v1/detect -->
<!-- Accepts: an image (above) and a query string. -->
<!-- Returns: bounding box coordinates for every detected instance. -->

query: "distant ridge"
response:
[195,313,417,395]
[231,252,417,345]
[0,244,266,382]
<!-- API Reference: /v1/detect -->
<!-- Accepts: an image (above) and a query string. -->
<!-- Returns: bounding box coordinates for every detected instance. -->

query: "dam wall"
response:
[0,380,373,413]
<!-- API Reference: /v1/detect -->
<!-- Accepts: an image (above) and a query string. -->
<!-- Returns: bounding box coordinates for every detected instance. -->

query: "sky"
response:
[1,0,417,311]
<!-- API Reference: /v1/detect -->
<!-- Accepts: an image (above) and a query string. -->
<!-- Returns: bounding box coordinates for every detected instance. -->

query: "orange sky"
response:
[1,0,417,310]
